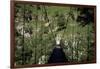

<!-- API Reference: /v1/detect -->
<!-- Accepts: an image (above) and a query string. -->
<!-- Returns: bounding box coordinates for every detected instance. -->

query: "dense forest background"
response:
[14,3,95,65]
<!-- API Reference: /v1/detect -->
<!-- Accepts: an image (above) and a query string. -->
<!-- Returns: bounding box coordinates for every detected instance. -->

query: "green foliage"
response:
[57,13,67,31]
[15,4,95,65]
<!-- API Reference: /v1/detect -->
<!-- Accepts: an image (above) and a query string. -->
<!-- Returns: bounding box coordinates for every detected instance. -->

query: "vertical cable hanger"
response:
[35,5,39,64]
[43,6,47,63]
[22,4,25,65]
[40,5,43,64]
[76,10,78,61]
